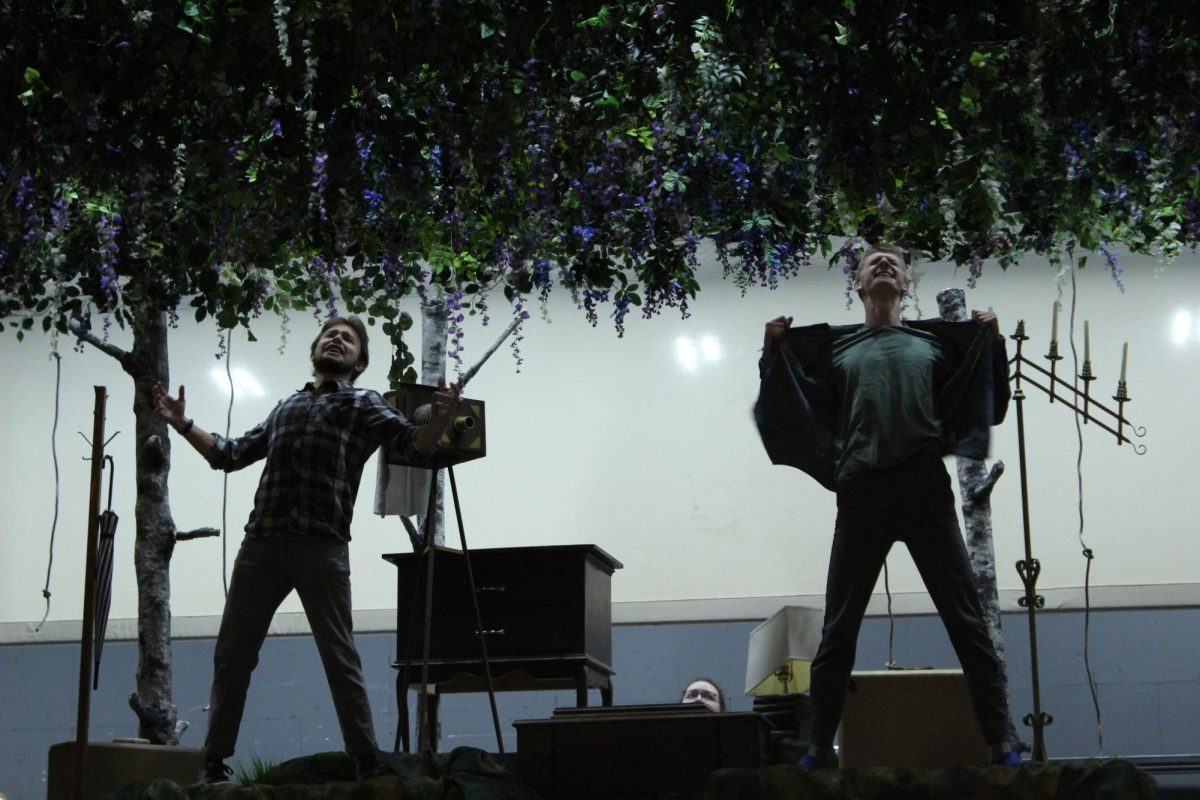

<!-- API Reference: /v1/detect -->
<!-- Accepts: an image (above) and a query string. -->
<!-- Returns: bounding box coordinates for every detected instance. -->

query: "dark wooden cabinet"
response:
[383,544,622,751]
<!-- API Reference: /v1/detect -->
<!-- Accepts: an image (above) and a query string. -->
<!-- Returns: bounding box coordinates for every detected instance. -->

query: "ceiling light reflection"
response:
[210,365,266,398]
[675,335,722,371]
[676,338,699,371]
[1171,309,1193,346]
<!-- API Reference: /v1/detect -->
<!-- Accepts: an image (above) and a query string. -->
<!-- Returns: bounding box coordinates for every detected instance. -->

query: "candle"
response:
[1084,321,1090,362]
[1051,300,1060,342]
[1120,342,1128,382]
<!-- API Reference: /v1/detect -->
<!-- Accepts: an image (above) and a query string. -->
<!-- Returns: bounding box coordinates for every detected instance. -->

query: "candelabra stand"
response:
[1008,321,1146,762]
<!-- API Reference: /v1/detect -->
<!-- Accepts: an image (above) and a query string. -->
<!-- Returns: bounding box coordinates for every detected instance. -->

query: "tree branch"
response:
[970,460,1006,503]
[400,516,424,551]
[174,527,220,541]
[71,324,132,367]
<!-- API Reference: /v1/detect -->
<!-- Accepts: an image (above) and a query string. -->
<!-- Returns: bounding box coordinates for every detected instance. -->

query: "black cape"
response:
[753,319,1010,492]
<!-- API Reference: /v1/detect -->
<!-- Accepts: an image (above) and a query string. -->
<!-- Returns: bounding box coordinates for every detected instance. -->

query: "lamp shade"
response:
[745,606,824,696]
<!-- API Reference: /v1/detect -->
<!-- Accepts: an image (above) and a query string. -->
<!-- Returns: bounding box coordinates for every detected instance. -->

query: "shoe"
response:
[355,751,391,780]
[200,759,235,786]
[992,750,1023,767]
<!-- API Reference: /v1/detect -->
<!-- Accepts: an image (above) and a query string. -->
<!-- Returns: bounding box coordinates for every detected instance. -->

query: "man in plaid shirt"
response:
[155,315,460,783]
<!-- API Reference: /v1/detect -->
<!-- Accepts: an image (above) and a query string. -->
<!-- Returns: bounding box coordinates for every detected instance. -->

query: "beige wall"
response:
[2,245,1195,641]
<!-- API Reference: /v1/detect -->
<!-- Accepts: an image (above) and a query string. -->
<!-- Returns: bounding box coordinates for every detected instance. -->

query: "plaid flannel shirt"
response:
[208,379,425,541]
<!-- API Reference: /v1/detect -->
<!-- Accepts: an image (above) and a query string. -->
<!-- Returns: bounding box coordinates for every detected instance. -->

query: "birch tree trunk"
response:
[76,303,180,743]
[936,287,1022,751]
[418,293,448,546]
[124,306,180,743]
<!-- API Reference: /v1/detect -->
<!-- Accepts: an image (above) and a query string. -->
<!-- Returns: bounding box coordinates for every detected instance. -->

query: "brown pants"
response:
[204,536,377,760]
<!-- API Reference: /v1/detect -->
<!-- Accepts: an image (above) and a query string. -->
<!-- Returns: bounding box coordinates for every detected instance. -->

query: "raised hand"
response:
[431,376,463,424]
[971,309,1001,338]
[763,315,794,355]
[153,383,188,429]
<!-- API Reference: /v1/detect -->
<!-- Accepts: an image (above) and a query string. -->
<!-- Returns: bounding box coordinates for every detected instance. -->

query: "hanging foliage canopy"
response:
[3,0,1199,354]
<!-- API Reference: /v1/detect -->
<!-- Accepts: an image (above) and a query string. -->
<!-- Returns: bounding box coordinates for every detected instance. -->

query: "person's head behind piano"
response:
[681,678,726,712]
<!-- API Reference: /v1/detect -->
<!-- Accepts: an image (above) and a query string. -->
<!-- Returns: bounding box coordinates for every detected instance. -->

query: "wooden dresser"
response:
[383,544,623,751]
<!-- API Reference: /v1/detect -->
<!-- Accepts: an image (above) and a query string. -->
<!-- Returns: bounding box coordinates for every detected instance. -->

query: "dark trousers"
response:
[204,536,378,760]
[808,453,1010,748]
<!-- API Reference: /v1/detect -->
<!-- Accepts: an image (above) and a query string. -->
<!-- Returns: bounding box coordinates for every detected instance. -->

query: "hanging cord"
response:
[883,560,898,669]
[35,350,64,632]
[1067,252,1104,754]
[220,331,235,597]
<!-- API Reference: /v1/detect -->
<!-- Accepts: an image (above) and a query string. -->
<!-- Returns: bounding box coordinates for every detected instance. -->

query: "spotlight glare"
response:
[675,337,698,371]
[210,366,266,398]
[1171,309,1192,346]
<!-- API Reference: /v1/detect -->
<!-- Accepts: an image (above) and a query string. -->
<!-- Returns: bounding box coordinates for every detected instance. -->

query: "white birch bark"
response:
[936,287,1023,751]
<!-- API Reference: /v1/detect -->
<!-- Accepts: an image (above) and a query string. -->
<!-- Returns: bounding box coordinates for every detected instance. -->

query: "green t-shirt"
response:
[831,325,944,482]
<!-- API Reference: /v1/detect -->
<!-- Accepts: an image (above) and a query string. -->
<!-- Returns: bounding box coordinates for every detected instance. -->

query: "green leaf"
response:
[24,66,41,84]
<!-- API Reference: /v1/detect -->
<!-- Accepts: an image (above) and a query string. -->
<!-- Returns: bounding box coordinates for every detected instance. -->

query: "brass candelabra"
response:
[1007,320,1146,762]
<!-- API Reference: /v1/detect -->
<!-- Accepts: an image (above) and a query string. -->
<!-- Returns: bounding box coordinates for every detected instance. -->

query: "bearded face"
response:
[311,323,365,380]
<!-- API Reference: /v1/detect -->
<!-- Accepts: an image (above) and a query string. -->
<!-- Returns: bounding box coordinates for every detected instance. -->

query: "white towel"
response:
[373,453,433,517]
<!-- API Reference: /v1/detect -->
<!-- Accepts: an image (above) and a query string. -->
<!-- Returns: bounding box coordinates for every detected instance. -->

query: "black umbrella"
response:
[92,456,117,690]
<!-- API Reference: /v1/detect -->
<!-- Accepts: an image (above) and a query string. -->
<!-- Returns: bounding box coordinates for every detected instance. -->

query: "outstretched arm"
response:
[153,382,217,459]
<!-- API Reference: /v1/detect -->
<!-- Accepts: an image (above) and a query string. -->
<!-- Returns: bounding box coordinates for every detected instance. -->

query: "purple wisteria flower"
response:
[730,155,750,198]
[355,132,374,171]
[578,288,609,327]
[445,290,465,366]
[1099,243,1125,292]
[50,197,68,232]
[97,213,121,302]
[14,174,37,244]
[966,251,984,288]
[427,145,443,180]
[1062,142,1082,181]
[611,296,633,337]
[311,153,329,220]
[307,255,339,318]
